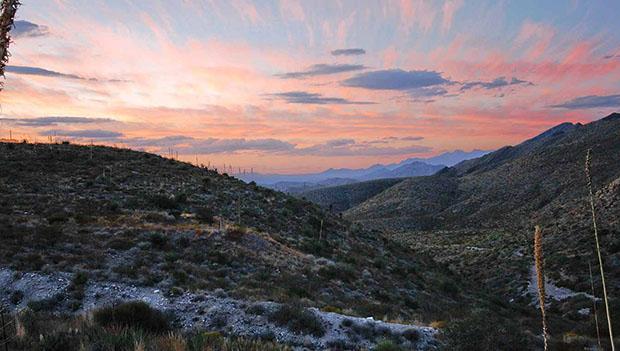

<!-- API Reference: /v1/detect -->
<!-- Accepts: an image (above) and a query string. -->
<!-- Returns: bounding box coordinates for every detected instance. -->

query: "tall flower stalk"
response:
[585,149,615,350]
[534,225,548,351]
[589,262,602,350]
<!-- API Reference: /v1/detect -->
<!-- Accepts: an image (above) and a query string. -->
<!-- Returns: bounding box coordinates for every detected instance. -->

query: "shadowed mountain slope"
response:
[299,178,405,212]
[347,113,620,233]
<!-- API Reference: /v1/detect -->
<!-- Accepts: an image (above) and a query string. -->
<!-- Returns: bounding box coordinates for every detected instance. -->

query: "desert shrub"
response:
[67,272,88,308]
[300,238,333,257]
[195,206,215,224]
[47,212,70,224]
[226,225,247,241]
[442,310,532,351]
[149,194,178,209]
[374,340,403,351]
[21,253,45,270]
[341,318,354,328]
[318,263,356,283]
[72,271,88,286]
[172,270,189,285]
[10,289,24,304]
[148,232,170,250]
[268,304,325,337]
[93,301,171,334]
[246,304,266,315]
[175,192,188,204]
[27,295,62,312]
[321,305,343,314]
[438,279,459,295]
[38,332,81,351]
[401,328,420,342]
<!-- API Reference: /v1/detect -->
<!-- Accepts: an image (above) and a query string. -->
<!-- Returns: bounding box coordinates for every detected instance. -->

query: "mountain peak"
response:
[601,112,620,121]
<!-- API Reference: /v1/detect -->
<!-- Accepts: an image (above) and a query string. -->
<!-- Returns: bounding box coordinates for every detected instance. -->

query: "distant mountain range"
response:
[238,149,491,193]
[347,114,620,231]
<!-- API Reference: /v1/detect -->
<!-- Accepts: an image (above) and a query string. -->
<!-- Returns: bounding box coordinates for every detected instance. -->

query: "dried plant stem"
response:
[589,262,602,350]
[586,149,615,351]
[534,225,548,351]
[0,0,20,87]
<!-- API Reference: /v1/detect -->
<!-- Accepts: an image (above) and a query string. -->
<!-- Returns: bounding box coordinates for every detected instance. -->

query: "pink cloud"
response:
[441,0,463,33]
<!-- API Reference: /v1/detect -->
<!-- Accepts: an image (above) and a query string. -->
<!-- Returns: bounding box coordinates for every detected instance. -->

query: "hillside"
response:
[299,178,405,212]
[347,113,620,230]
[345,113,620,346]
[0,141,494,349]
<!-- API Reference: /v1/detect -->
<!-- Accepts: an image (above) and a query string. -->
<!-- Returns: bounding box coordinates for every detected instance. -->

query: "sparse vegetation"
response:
[93,301,171,334]
[268,304,326,337]
[2,309,292,351]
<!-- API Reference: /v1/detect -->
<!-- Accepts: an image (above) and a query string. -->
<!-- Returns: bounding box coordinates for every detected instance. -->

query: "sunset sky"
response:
[1,0,620,173]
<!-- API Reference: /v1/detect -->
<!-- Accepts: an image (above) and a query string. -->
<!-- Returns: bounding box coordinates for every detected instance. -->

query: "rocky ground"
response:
[0,268,437,350]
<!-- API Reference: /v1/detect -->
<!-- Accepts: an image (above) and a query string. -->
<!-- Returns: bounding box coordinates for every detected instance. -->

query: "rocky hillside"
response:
[0,141,489,349]
[347,113,620,233]
[299,178,405,213]
[345,113,620,348]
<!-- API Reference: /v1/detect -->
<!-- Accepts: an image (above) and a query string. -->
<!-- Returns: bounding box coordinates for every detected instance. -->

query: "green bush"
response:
[93,301,171,334]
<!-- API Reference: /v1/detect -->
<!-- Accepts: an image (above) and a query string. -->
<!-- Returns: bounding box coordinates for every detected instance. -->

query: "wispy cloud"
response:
[122,135,429,157]
[123,136,295,154]
[5,65,127,82]
[5,65,85,80]
[549,94,620,109]
[267,91,375,105]
[460,77,533,91]
[0,116,115,127]
[331,48,366,56]
[342,69,450,90]
[276,63,366,79]
[40,129,124,139]
[11,20,49,38]
[293,138,431,156]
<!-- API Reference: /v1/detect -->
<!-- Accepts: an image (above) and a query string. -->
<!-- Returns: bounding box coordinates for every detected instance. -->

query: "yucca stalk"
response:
[534,225,549,351]
[0,0,20,89]
[589,261,602,350]
[585,149,615,350]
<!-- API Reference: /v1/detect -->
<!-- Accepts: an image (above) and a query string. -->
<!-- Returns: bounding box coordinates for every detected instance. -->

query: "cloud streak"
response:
[460,77,533,91]
[5,65,127,82]
[331,48,366,56]
[40,129,124,139]
[342,69,450,90]
[276,63,366,79]
[0,116,115,127]
[123,135,430,157]
[267,91,375,105]
[5,65,86,80]
[11,20,49,38]
[549,94,620,109]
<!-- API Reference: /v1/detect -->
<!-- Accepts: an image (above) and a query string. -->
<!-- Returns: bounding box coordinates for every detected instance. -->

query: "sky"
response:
[1,0,620,173]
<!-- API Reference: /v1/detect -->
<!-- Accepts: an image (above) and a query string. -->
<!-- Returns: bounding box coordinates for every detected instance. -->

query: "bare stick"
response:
[586,149,615,350]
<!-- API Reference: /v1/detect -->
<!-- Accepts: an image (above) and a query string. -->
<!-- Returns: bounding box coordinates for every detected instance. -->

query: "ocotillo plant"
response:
[585,149,615,350]
[534,225,548,351]
[0,0,19,89]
